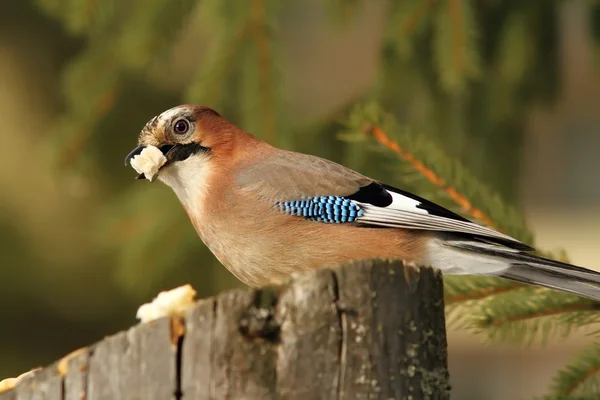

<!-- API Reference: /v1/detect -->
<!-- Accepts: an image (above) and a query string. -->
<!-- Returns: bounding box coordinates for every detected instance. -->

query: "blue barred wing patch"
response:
[277,196,364,223]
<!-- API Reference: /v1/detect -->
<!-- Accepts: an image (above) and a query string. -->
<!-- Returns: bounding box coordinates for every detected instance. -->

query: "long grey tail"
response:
[450,240,600,301]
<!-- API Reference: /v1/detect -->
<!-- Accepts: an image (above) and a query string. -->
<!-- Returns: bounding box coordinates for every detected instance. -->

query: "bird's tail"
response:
[445,240,600,301]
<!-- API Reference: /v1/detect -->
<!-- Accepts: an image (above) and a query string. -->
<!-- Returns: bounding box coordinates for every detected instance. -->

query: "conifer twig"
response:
[563,365,600,397]
[402,0,437,36]
[448,0,465,77]
[364,124,498,229]
[482,301,599,327]
[551,342,600,397]
[250,0,276,143]
[445,281,522,304]
[187,21,252,106]
[60,87,118,167]
[351,108,531,304]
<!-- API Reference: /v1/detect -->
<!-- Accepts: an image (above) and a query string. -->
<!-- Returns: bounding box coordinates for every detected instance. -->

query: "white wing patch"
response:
[386,191,428,214]
[354,192,524,248]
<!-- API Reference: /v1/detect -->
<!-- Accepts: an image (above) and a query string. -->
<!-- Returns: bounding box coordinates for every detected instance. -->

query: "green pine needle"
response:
[444,275,525,305]
[549,342,600,398]
[186,0,284,142]
[117,0,198,71]
[534,395,600,400]
[433,0,481,93]
[344,102,534,244]
[469,291,600,346]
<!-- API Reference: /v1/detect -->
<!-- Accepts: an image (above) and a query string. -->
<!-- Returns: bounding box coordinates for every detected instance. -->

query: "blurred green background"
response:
[1,0,599,398]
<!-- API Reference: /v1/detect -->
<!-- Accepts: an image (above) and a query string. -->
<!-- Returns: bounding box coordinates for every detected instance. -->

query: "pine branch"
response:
[346,103,532,242]
[433,0,481,92]
[36,0,127,36]
[249,0,277,143]
[549,342,600,398]
[443,275,529,330]
[186,22,251,106]
[401,0,438,36]
[117,0,198,71]
[63,0,106,35]
[35,0,63,19]
[470,292,600,345]
[323,0,364,25]
[444,275,524,305]
[497,11,531,85]
[535,395,600,400]
[341,105,600,398]
[54,45,121,168]
[187,0,283,141]
[42,0,197,168]
[448,0,466,78]
[366,123,498,229]
[341,103,575,308]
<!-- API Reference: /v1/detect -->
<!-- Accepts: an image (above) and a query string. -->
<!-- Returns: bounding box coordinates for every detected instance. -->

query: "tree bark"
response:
[0,259,450,400]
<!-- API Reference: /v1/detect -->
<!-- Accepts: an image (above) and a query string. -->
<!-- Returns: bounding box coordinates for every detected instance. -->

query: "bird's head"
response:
[124,104,239,184]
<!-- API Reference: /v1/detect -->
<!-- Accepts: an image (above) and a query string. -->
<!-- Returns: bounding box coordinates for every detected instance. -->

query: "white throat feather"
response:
[158,153,213,219]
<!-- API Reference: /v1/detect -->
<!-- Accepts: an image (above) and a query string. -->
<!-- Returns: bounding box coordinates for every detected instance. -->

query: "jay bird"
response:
[125,104,600,300]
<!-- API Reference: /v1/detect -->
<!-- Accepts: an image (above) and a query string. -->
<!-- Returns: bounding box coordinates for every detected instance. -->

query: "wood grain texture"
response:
[86,316,176,400]
[0,259,449,400]
[180,298,215,400]
[4,365,62,400]
[335,259,450,400]
[275,269,342,400]
[63,349,89,400]
[210,289,278,400]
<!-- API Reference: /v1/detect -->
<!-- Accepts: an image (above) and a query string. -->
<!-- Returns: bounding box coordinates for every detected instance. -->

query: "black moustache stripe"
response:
[168,143,211,162]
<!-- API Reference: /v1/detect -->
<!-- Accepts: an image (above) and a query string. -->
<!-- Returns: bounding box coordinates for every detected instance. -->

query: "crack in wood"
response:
[331,270,347,400]
[174,332,184,400]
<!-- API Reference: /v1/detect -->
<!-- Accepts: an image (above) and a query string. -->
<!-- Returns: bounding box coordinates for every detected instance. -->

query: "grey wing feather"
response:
[357,205,526,249]
[447,239,600,300]
[235,149,528,250]
[235,150,372,201]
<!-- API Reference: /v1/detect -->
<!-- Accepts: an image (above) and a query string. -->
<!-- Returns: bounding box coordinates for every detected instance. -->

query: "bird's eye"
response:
[173,118,190,135]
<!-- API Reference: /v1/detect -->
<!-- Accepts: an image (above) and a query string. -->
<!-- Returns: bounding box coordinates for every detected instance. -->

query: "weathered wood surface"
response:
[0,259,450,400]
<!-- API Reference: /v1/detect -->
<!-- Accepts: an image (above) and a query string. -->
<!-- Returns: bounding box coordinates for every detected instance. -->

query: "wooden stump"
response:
[0,259,450,400]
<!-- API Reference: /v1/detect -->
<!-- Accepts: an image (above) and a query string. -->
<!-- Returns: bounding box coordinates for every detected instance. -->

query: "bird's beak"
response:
[124,145,146,166]
[124,144,176,180]
[124,145,146,179]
